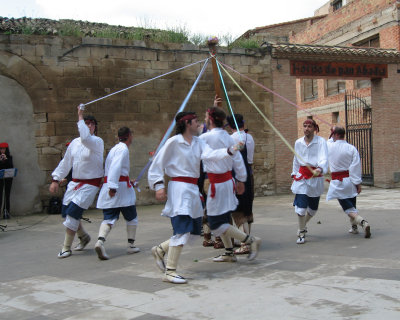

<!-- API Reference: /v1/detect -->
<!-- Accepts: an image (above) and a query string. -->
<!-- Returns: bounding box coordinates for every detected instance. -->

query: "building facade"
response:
[242,0,400,188]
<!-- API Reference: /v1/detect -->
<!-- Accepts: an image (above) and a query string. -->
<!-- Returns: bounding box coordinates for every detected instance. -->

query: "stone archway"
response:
[0,51,54,214]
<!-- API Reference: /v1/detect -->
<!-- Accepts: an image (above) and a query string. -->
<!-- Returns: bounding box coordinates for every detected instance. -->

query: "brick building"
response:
[242,0,400,188]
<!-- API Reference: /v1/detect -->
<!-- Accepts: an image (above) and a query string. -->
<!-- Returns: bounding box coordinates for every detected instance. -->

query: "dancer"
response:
[226,114,255,254]
[148,111,242,284]
[200,105,261,263]
[95,127,140,260]
[326,126,371,238]
[50,106,103,258]
[291,119,328,244]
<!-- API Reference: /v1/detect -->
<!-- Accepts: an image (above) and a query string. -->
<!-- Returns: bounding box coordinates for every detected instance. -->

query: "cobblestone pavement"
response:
[1,187,399,319]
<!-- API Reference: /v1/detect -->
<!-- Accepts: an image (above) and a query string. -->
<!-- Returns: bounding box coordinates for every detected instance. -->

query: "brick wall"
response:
[0,34,275,211]
[290,0,395,44]
[371,64,400,188]
[272,59,298,193]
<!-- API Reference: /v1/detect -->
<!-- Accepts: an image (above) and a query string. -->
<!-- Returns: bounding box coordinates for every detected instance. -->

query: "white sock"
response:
[298,215,306,231]
[220,233,233,249]
[126,225,137,243]
[224,225,248,243]
[166,245,183,271]
[98,223,111,243]
[62,232,74,252]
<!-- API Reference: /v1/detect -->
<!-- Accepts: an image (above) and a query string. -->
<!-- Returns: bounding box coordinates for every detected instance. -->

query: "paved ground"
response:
[1,186,400,320]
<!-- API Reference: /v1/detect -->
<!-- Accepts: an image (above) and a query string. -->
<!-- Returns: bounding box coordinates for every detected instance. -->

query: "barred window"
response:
[302,79,318,102]
[326,80,346,96]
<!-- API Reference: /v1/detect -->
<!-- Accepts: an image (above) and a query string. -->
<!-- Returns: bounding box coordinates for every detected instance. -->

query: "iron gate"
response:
[345,91,373,185]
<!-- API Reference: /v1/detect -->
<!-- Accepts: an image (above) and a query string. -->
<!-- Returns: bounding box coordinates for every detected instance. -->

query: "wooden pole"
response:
[208,37,223,107]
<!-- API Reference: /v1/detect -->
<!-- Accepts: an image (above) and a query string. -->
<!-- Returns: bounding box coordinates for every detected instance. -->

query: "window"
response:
[326,80,346,96]
[332,0,343,11]
[356,80,371,89]
[302,79,318,102]
[332,112,339,124]
[353,35,380,48]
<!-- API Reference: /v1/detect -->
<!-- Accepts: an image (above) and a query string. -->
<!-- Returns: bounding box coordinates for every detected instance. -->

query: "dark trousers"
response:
[0,178,13,213]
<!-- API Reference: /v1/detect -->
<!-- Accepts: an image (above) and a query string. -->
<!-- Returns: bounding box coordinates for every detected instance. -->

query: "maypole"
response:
[208,37,223,106]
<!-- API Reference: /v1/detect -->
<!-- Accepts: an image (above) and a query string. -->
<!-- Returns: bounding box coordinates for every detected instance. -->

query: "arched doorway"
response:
[0,75,44,214]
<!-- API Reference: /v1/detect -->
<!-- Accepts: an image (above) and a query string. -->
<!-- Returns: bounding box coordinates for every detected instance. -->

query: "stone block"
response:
[249,65,265,74]
[139,100,160,114]
[107,47,126,59]
[67,88,92,100]
[90,46,107,59]
[82,37,112,46]
[34,113,48,123]
[50,45,62,57]
[159,52,176,62]
[99,77,116,88]
[151,61,169,70]
[78,57,101,67]
[44,37,62,45]
[59,77,79,88]
[154,79,173,90]
[241,55,256,66]
[38,154,61,171]
[49,135,75,147]
[142,50,158,61]
[71,46,90,58]
[64,66,92,77]
[48,112,74,122]
[9,44,22,55]
[175,52,192,63]
[121,68,145,79]
[36,136,50,148]
[41,56,59,66]
[97,100,124,113]
[42,147,61,155]
[21,44,36,56]
[55,122,77,136]
[35,122,55,137]
[77,77,99,88]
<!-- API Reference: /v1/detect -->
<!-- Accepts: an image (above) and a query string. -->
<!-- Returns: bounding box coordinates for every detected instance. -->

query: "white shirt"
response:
[200,128,247,182]
[97,142,136,209]
[200,128,247,216]
[291,135,328,197]
[52,120,104,209]
[148,134,234,218]
[326,139,362,200]
[52,120,104,181]
[231,130,255,164]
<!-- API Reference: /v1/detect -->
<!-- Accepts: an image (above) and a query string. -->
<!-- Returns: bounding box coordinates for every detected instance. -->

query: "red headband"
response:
[179,114,197,123]
[0,142,8,148]
[207,108,217,121]
[303,119,320,133]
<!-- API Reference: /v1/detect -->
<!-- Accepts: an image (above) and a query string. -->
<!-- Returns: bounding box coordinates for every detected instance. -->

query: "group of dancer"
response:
[49,100,371,284]
[49,100,261,284]
[291,119,371,244]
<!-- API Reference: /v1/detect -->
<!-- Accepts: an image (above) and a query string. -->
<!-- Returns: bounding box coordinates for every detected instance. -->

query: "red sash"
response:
[331,170,349,181]
[171,177,198,185]
[207,171,234,198]
[104,176,131,188]
[72,178,102,190]
[293,166,322,181]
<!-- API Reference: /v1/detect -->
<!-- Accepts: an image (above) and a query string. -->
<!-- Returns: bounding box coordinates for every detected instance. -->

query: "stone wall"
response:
[0,34,277,213]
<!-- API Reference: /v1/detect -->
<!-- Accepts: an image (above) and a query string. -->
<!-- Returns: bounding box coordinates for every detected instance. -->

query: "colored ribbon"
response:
[134,58,210,183]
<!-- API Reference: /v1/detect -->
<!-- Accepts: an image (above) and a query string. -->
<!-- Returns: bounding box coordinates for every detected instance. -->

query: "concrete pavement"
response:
[1,187,400,319]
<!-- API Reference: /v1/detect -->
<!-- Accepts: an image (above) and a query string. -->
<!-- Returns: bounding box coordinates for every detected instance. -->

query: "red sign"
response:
[290,61,388,78]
